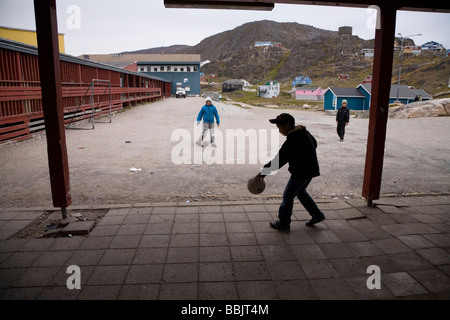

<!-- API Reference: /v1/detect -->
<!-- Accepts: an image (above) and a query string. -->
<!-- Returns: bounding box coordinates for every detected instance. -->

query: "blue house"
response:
[323,87,366,110]
[78,53,202,96]
[324,83,432,111]
[358,83,432,105]
[292,76,312,86]
[138,54,201,96]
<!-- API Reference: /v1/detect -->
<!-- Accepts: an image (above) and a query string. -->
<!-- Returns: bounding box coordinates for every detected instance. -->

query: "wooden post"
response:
[33,0,71,214]
[362,4,397,205]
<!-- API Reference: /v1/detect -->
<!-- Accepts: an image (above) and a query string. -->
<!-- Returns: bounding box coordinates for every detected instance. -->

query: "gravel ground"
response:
[0,96,449,208]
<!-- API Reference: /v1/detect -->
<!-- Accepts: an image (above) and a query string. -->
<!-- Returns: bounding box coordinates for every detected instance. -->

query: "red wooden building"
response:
[0,38,171,143]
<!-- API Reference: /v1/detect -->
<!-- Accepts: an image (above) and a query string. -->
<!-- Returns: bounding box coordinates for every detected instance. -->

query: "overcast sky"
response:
[1,0,449,57]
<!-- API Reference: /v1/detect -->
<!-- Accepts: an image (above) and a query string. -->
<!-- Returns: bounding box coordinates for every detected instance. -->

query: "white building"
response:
[361,48,374,58]
[257,81,280,98]
[403,46,422,55]
[422,41,445,51]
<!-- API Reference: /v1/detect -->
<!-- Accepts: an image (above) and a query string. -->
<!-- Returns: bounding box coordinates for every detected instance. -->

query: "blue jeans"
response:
[278,176,324,227]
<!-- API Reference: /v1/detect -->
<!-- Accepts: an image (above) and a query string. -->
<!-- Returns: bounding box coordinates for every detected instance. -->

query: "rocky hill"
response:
[122,20,449,94]
[121,44,190,55]
[123,20,371,83]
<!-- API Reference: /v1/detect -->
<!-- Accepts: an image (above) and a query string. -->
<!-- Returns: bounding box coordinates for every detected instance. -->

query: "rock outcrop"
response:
[355,98,450,119]
[388,98,450,119]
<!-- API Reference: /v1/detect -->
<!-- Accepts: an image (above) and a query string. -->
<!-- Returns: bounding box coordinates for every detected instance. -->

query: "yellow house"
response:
[0,26,65,53]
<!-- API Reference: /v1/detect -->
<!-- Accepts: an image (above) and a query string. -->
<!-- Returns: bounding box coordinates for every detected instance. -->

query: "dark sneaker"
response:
[305,214,325,227]
[270,221,290,232]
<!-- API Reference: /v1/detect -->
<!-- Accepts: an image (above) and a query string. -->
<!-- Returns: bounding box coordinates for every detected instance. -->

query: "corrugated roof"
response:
[296,87,321,91]
[411,88,433,98]
[359,83,432,99]
[82,53,201,66]
[223,79,245,85]
[0,38,170,83]
[328,87,365,97]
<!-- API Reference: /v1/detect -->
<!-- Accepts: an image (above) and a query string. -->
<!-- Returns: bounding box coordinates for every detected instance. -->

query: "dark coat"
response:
[261,125,320,178]
[336,106,350,123]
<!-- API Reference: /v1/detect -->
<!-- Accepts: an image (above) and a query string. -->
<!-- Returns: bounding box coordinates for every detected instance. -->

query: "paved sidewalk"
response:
[0,195,449,300]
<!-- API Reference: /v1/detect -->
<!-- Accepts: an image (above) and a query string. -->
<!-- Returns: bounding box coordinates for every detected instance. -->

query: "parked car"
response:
[176,88,186,98]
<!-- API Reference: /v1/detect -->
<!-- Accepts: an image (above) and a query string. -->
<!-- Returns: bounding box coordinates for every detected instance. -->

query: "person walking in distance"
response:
[336,99,350,142]
[196,97,220,147]
[254,113,325,231]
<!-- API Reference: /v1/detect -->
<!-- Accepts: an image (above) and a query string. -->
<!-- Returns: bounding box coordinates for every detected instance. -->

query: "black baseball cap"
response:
[269,113,295,127]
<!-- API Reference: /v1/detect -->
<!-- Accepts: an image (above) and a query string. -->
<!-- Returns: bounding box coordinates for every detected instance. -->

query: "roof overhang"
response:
[164,0,274,10]
[0,38,171,83]
[138,61,201,65]
[164,0,450,13]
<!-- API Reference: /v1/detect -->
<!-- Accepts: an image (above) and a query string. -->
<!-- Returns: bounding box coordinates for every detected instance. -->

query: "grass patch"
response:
[263,49,291,83]
[222,89,324,110]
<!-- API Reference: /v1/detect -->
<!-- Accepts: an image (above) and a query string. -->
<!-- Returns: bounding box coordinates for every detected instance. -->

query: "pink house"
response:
[294,87,325,101]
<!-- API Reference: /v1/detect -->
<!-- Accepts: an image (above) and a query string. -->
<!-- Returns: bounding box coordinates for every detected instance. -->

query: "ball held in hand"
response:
[247,177,266,194]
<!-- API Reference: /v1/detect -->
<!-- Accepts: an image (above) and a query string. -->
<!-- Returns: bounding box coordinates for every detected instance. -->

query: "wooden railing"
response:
[0,80,162,143]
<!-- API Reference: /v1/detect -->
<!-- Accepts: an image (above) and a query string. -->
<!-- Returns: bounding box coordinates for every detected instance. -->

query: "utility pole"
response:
[396,33,422,102]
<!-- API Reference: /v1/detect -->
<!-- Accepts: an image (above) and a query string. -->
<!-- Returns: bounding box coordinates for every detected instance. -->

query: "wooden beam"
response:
[164,0,274,10]
[33,0,71,210]
[362,4,397,204]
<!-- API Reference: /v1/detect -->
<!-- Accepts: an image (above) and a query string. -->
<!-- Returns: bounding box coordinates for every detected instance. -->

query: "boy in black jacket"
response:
[336,99,350,142]
[255,113,325,231]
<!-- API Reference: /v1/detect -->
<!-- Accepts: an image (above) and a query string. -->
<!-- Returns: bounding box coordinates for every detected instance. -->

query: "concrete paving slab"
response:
[409,269,450,295]
[87,265,129,285]
[372,238,412,254]
[60,216,78,227]
[390,251,435,272]
[332,257,366,277]
[333,229,369,242]
[397,234,436,249]
[310,278,359,300]
[199,282,238,300]
[237,281,278,299]
[117,284,159,300]
[382,272,428,297]
[266,260,307,280]
[61,221,95,235]
[77,285,121,300]
[423,234,450,248]
[415,247,450,266]
[336,208,366,220]
[377,205,406,214]
[274,279,318,300]
[164,263,198,283]
[159,283,197,300]
[374,198,409,207]
[344,276,395,299]
[0,195,449,301]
